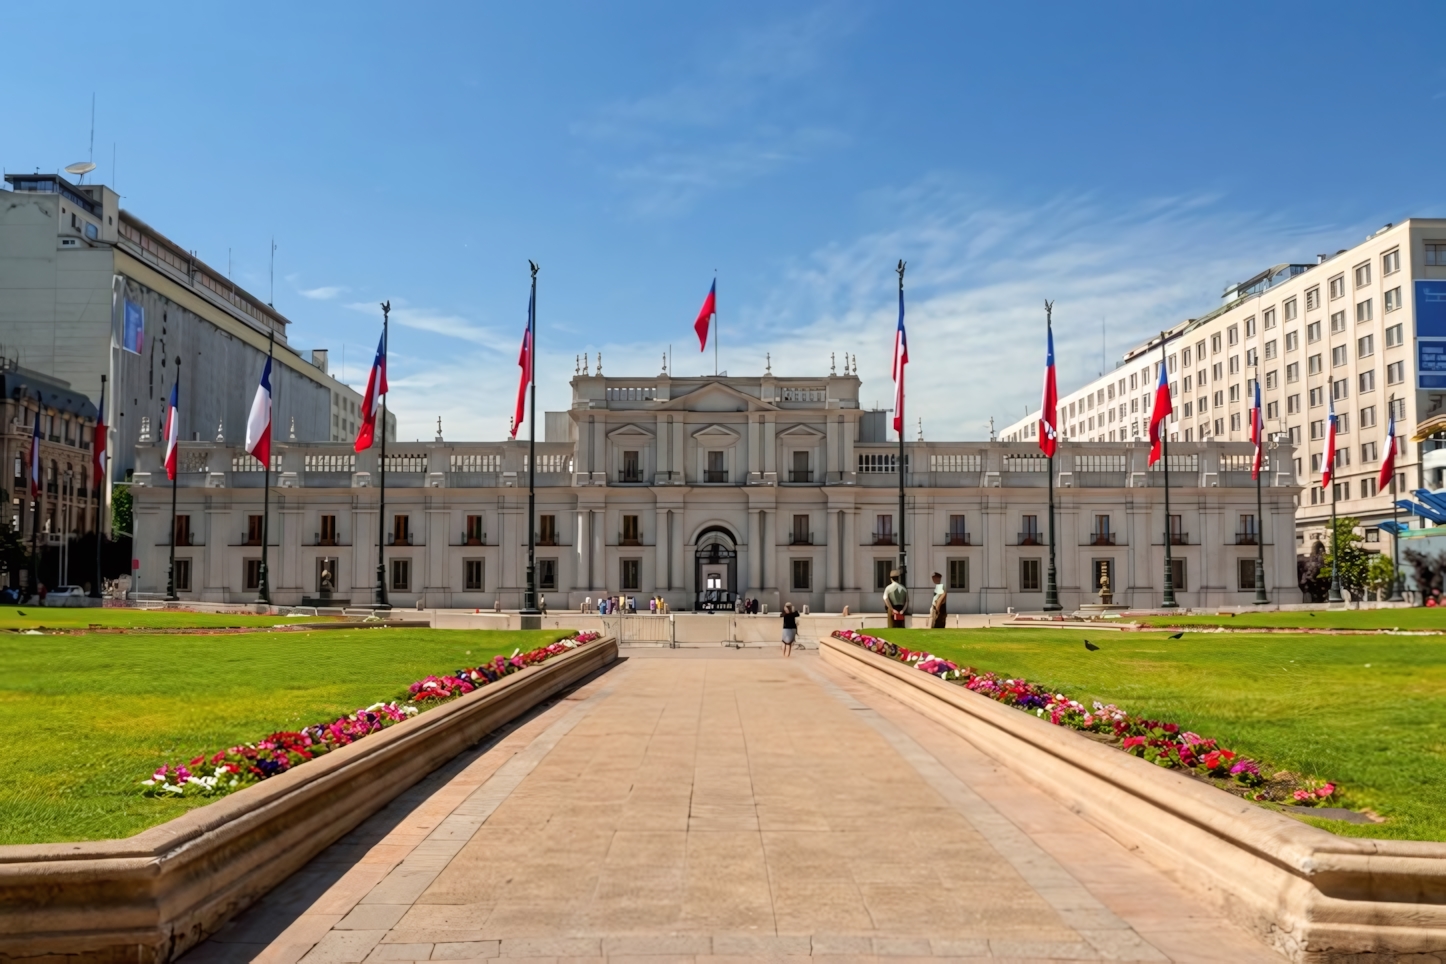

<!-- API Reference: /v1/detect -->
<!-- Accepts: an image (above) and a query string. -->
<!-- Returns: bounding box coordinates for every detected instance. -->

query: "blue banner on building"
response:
[1417,280,1446,336]
[122,300,144,354]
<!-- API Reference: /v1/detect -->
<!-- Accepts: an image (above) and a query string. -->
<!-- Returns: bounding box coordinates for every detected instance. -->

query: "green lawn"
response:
[0,607,335,630]
[875,628,1446,841]
[1135,609,1446,632]
[0,628,580,845]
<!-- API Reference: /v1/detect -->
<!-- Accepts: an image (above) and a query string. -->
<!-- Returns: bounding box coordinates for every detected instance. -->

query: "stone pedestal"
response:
[519,614,542,630]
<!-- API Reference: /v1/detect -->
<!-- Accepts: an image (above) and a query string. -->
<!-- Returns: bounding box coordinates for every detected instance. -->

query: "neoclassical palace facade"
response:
[131,371,1300,612]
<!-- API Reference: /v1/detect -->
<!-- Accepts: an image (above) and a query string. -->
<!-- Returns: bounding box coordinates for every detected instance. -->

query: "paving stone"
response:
[429,942,501,960]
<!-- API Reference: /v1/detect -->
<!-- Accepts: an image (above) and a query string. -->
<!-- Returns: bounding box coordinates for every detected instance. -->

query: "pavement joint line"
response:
[801,659,1170,963]
[340,663,628,922]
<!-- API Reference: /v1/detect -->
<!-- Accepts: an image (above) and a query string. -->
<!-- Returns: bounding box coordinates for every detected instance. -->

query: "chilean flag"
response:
[1038,325,1058,458]
[92,387,107,487]
[28,398,41,500]
[1321,391,1338,489]
[245,354,273,468]
[354,333,387,452]
[511,284,535,438]
[892,282,908,436]
[1147,359,1173,466]
[164,382,180,481]
[1378,407,1397,494]
[1249,376,1263,480]
[694,280,716,352]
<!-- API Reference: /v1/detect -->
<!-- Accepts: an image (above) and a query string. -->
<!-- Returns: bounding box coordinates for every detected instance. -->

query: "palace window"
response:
[464,559,484,591]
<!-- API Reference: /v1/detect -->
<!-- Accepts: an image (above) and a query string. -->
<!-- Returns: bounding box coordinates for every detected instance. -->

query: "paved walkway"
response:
[187,649,1283,964]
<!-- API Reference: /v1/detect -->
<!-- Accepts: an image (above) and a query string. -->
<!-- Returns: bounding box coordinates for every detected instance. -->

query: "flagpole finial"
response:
[289,416,297,441]
[380,300,390,317]
[1044,299,1053,324]
[216,419,224,443]
[896,259,906,287]
[831,351,836,375]
[529,260,538,280]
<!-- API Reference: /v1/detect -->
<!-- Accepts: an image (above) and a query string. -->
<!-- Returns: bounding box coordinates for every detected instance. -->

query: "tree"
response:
[1366,553,1397,601]
[1322,515,1370,599]
[1402,547,1446,603]
[111,485,132,536]
[1298,539,1329,602]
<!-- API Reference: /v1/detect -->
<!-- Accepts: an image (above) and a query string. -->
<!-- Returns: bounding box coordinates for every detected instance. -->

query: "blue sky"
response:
[5,2,1446,440]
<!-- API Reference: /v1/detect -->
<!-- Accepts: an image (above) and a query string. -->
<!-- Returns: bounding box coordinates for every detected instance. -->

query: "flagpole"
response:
[1253,367,1267,605]
[93,374,105,599]
[522,262,540,621]
[1043,302,1061,612]
[1388,395,1404,602]
[1159,335,1177,609]
[257,329,274,606]
[166,357,181,602]
[28,395,40,603]
[896,260,907,602]
[714,271,719,377]
[376,302,390,610]
[1327,376,1343,604]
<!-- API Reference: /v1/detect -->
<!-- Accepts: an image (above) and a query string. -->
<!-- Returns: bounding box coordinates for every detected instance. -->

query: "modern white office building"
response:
[1002,218,1446,552]
[131,370,1298,612]
[0,172,394,490]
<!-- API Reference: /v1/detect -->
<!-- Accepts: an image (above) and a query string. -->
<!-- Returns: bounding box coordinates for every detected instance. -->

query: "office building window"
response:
[1356,299,1373,324]
[1020,558,1042,592]
[1331,311,1347,334]
[1284,298,1298,321]
[1307,321,1321,343]
[1331,345,1347,368]
[874,559,894,591]
[1286,362,1299,382]
[464,559,484,591]
[1309,387,1324,407]
[1426,242,1446,267]
[1170,558,1187,593]
[1354,262,1372,288]
[1385,287,1402,312]
[1238,559,1258,591]
[1285,330,1299,352]
[1362,441,1378,462]
[948,558,969,591]
[1306,287,1320,310]
[539,558,558,590]
[1287,393,1301,414]
[1264,339,1277,360]
[1358,334,1374,358]
[1359,369,1375,393]
[391,559,410,591]
[1266,400,1279,419]
[620,558,640,591]
[1265,369,1278,389]
[1387,361,1405,384]
[1333,380,1350,402]
[1329,275,1345,299]
[1360,405,1376,428]
[1391,397,1407,420]
[1383,249,1400,275]
[791,558,812,591]
[1386,323,1403,347]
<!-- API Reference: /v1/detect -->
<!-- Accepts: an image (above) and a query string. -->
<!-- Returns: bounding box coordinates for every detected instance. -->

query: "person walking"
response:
[780,602,798,657]
[539,593,547,616]
[883,570,908,628]
[929,571,947,628]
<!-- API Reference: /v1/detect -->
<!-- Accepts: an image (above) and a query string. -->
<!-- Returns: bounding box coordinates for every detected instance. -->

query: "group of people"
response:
[581,595,673,615]
[882,569,948,629]
[736,596,763,614]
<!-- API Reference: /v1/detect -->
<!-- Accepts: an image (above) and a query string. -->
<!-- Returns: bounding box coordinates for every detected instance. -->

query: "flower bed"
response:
[833,629,1338,808]
[142,632,601,798]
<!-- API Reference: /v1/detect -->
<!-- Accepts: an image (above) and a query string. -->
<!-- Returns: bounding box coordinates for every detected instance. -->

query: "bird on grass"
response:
[1168,631,1184,639]
[1084,640,1100,651]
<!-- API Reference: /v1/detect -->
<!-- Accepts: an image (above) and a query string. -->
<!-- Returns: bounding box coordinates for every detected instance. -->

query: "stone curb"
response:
[819,635,1446,963]
[0,638,619,964]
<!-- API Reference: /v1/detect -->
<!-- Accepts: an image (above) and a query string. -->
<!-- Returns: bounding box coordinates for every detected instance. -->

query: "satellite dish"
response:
[64,161,96,182]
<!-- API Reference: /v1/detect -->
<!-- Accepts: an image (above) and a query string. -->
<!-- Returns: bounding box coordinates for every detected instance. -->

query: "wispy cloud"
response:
[343,300,513,353]
[574,7,857,216]
[300,285,347,300]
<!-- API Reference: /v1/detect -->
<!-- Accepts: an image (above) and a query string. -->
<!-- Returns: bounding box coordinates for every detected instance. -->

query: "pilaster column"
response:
[747,509,761,593]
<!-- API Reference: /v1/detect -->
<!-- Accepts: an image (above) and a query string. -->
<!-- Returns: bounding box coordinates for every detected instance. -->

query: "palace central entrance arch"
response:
[693,526,737,612]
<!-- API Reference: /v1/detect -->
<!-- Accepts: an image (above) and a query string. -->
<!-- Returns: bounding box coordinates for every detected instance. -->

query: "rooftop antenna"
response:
[268,237,276,307]
[89,93,95,168]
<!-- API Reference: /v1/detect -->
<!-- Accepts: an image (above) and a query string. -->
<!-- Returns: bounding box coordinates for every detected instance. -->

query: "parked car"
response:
[44,586,89,607]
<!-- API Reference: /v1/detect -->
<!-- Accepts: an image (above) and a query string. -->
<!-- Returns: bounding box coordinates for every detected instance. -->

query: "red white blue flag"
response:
[1321,390,1338,489]
[892,283,908,436]
[1147,359,1173,466]
[164,382,180,481]
[511,284,535,438]
[28,398,42,500]
[694,280,716,352]
[1038,324,1058,458]
[92,387,106,487]
[1249,376,1263,480]
[354,332,388,452]
[245,354,273,468]
[1378,406,1398,494]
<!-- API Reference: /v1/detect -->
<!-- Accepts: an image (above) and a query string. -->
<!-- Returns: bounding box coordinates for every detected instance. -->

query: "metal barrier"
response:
[604,614,677,646]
